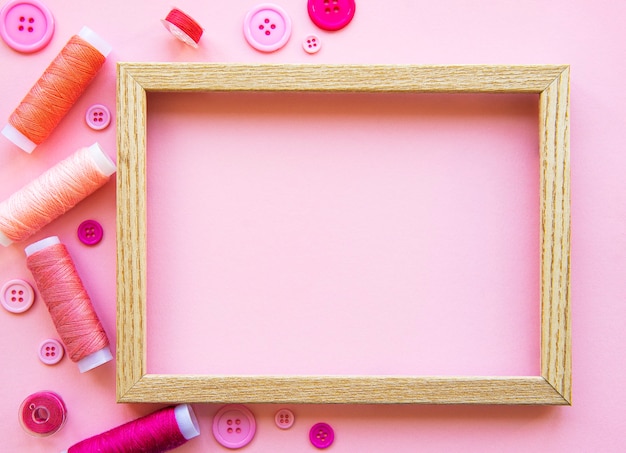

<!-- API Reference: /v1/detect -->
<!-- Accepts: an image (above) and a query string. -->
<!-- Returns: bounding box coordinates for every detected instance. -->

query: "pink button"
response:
[212,404,256,449]
[303,34,321,54]
[243,3,292,52]
[308,0,355,31]
[0,0,54,53]
[77,219,103,245]
[275,409,295,429]
[1,278,35,313]
[85,104,111,131]
[309,422,334,449]
[38,339,64,365]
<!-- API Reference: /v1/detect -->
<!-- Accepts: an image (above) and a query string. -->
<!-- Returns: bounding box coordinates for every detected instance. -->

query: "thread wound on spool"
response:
[0,144,114,246]
[26,240,110,365]
[66,405,200,453]
[161,8,203,47]
[19,391,67,437]
[6,34,106,151]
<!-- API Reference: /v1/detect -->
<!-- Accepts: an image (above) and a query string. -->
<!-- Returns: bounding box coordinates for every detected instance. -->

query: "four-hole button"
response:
[243,3,292,52]
[0,0,55,53]
[1,279,35,314]
[308,0,355,31]
[212,404,256,449]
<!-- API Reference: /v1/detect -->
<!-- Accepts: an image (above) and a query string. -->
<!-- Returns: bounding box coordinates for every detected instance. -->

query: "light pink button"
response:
[1,279,35,313]
[85,104,111,131]
[243,3,292,52]
[212,404,256,449]
[308,0,355,31]
[0,0,54,53]
[303,34,321,54]
[38,339,64,365]
[275,409,295,429]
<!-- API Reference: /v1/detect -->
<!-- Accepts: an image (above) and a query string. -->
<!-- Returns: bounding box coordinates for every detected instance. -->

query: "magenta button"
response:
[1,278,35,313]
[38,338,64,365]
[310,422,334,449]
[212,405,256,449]
[243,3,291,52]
[77,219,103,245]
[0,0,54,53]
[308,0,355,31]
[85,104,111,131]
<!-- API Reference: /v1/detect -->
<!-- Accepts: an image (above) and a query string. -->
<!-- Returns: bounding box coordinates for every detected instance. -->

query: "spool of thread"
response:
[0,142,116,247]
[62,404,201,453]
[161,8,203,48]
[19,391,67,437]
[2,26,111,153]
[25,236,112,373]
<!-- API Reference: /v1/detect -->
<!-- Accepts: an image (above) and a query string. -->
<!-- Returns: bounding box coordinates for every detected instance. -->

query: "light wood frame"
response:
[117,64,571,405]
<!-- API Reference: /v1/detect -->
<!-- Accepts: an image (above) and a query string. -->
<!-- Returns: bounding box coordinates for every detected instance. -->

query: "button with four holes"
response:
[303,34,321,54]
[1,279,35,314]
[308,0,355,31]
[77,219,103,245]
[85,104,111,131]
[38,338,64,365]
[212,404,256,449]
[0,0,54,53]
[310,422,335,449]
[275,408,295,429]
[243,3,292,52]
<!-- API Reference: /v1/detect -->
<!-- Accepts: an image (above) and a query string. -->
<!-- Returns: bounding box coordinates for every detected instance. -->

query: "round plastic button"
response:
[0,0,54,53]
[303,34,321,54]
[38,339,64,365]
[1,279,35,313]
[310,422,334,449]
[85,104,111,131]
[243,3,292,52]
[275,409,295,429]
[77,219,103,245]
[212,404,256,449]
[308,0,355,31]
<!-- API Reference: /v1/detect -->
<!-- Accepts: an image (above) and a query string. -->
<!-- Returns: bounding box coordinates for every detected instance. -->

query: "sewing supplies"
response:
[19,391,66,437]
[0,278,35,313]
[161,8,203,48]
[0,143,116,247]
[62,404,200,453]
[307,0,355,31]
[25,236,112,373]
[1,26,111,153]
[243,3,292,52]
[0,0,55,53]
[212,404,257,449]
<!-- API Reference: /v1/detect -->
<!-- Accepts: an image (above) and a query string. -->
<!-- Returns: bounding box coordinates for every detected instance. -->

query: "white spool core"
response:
[0,230,12,247]
[77,346,113,373]
[86,143,116,176]
[1,123,36,153]
[24,236,61,256]
[175,404,201,440]
[78,26,112,57]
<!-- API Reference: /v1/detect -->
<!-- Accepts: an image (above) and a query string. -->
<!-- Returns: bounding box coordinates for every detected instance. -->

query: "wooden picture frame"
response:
[116,64,570,405]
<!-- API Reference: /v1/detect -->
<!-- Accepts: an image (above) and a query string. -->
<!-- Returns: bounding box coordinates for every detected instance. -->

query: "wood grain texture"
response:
[116,63,571,405]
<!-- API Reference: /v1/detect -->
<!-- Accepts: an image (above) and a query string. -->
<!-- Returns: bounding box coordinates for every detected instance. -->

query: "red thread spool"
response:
[161,8,203,48]
[19,391,67,437]
[63,404,200,453]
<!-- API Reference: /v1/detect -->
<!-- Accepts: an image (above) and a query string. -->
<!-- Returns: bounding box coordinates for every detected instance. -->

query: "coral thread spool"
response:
[25,236,112,372]
[62,404,201,453]
[19,391,67,437]
[161,8,204,48]
[0,142,116,247]
[2,26,111,153]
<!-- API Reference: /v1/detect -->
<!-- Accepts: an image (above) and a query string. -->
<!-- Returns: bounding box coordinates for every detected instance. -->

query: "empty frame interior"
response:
[117,64,570,405]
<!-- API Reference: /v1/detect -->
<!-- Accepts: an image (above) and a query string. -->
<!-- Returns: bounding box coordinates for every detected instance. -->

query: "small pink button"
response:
[0,0,54,53]
[85,104,111,131]
[212,404,256,449]
[308,0,355,31]
[303,34,321,54]
[77,219,103,245]
[243,3,292,52]
[1,278,35,313]
[38,339,64,365]
[275,409,295,429]
[310,422,334,449]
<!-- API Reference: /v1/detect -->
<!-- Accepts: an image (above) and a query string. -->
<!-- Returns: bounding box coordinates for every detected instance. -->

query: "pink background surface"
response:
[0,0,624,451]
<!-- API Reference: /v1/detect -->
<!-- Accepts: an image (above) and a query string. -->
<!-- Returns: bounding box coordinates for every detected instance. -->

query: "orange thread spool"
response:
[2,27,111,153]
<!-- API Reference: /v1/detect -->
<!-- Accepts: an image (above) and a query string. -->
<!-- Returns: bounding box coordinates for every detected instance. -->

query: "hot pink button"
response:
[1,278,35,313]
[38,338,64,365]
[309,422,335,449]
[77,219,103,245]
[85,104,111,131]
[243,3,292,52]
[308,0,355,31]
[0,0,54,53]
[212,404,256,449]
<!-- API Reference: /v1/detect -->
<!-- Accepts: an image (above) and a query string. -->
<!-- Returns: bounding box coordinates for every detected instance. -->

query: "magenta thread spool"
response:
[19,391,67,437]
[62,404,200,453]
